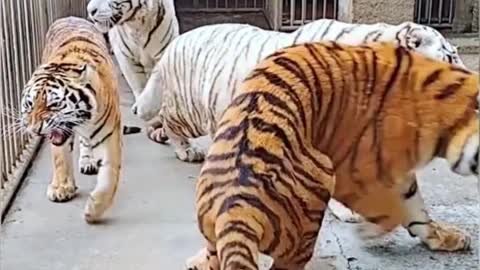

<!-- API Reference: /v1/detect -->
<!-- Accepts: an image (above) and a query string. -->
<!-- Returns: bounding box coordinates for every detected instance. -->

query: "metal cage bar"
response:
[0,0,88,222]
[279,0,338,31]
[176,0,266,12]
[415,0,456,27]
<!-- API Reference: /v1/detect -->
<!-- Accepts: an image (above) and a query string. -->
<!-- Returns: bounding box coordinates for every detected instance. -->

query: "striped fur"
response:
[87,0,179,100]
[187,41,479,270]
[21,17,122,223]
[135,19,464,153]
[133,19,466,223]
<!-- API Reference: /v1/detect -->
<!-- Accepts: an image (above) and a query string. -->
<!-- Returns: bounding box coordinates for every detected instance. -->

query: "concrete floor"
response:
[0,54,478,270]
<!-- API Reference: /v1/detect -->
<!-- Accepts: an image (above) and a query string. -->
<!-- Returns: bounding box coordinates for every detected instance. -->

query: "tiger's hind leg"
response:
[79,137,100,175]
[47,137,78,202]
[163,123,205,163]
[401,173,470,251]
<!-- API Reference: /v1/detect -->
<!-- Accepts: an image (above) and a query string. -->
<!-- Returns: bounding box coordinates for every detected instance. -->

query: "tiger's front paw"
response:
[84,191,112,223]
[79,156,100,175]
[421,222,471,251]
[175,145,205,163]
[47,181,77,202]
[147,125,169,144]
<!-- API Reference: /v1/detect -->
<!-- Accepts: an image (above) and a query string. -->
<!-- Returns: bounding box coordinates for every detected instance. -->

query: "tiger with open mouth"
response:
[20,17,123,223]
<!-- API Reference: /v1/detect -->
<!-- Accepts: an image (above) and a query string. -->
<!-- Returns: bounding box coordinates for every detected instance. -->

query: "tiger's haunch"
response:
[191,41,479,270]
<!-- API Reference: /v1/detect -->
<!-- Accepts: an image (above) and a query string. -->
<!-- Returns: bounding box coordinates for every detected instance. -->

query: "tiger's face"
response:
[21,63,98,146]
[87,0,144,33]
[444,118,479,176]
[405,25,465,68]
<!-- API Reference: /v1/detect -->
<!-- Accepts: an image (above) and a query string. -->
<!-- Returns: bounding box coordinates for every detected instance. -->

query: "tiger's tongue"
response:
[49,129,65,145]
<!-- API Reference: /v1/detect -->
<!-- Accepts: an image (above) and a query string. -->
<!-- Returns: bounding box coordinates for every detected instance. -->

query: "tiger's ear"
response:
[78,63,97,83]
[258,252,274,270]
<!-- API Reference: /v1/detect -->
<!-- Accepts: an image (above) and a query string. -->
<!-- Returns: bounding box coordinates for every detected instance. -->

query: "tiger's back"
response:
[43,17,110,63]
[192,41,479,269]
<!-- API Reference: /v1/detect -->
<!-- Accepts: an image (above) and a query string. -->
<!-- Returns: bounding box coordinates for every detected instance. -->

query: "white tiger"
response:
[87,0,179,101]
[133,19,465,224]
[135,19,465,147]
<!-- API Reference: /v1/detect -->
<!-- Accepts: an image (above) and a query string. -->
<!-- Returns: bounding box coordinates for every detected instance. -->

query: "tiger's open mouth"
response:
[48,128,70,146]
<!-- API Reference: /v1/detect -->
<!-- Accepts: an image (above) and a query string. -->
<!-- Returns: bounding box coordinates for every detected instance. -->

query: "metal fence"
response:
[415,0,456,27]
[275,0,338,31]
[177,0,338,30]
[0,0,88,222]
[176,0,266,11]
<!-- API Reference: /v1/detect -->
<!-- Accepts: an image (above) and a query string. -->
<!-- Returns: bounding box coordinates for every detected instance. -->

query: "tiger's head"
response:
[402,22,465,68]
[21,63,98,146]
[442,113,479,176]
[428,69,479,176]
[87,0,148,33]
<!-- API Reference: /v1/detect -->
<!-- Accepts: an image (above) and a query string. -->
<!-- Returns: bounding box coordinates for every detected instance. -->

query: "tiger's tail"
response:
[215,210,274,270]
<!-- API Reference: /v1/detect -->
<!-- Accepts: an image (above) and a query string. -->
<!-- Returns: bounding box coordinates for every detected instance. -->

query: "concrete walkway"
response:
[1,55,478,270]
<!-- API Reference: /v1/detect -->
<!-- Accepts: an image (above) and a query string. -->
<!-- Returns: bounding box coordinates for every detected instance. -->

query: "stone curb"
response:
[447,36,479,54]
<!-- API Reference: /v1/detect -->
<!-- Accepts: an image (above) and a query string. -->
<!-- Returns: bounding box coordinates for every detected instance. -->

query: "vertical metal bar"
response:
[312,0,317,20]
[448,0,454,24]
[333,0,337,19]
[16,0,26,148]
[0,0,6,190]
[2,0,9,174]
[275,0,282,31]
[290,0,294,26]
[4,0,14,171]
[416,0,422,23]
[301,0,306,25]
[9,0,22,158]
[322,0,327,18]
[438,0,444,23]
[427,0,433,24]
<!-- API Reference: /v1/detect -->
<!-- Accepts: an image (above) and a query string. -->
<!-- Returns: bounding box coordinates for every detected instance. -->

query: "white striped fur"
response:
[135,19,464,139]
[87,0,179,100]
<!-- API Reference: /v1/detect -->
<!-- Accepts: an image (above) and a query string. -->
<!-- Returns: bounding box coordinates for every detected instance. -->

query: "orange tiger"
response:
[21,17,124,223]
[187,41,479,270]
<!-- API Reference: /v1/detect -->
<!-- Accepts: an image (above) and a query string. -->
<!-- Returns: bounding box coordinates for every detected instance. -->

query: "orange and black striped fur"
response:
[188,41,479,269]
[21,17,124,223]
